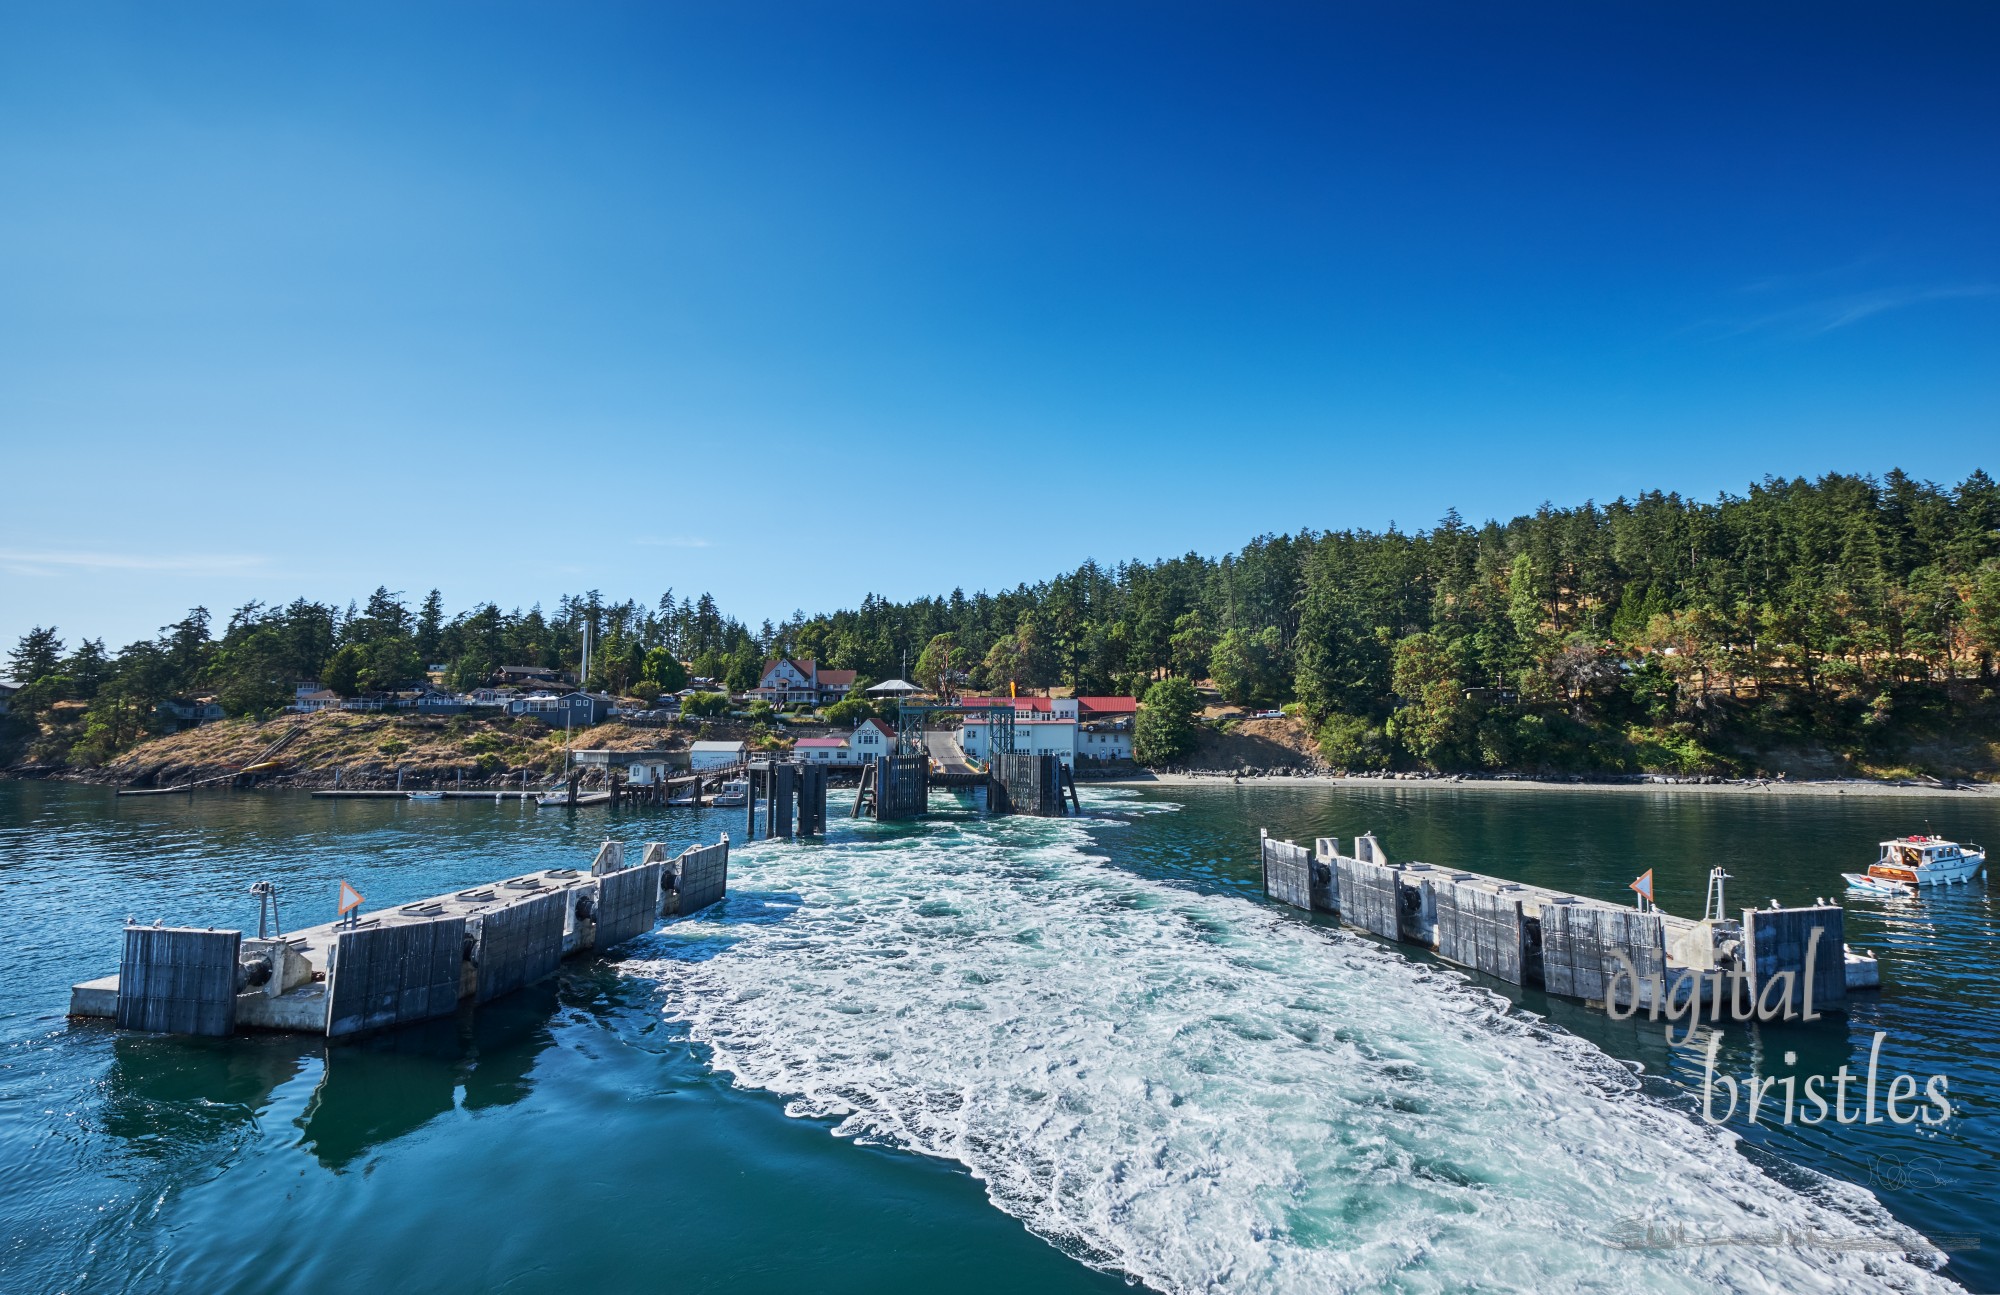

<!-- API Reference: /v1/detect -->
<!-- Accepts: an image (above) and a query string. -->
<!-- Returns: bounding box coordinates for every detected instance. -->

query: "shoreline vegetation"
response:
[6,469,2000,785]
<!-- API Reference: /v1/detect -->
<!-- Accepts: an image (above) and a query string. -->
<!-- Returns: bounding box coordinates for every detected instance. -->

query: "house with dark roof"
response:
[491,665,569,687]
[507,691,613,726]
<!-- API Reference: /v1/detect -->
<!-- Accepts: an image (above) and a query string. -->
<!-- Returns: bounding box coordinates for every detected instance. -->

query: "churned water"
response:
[1,780,1994,1293]
[634,791,1975,1293]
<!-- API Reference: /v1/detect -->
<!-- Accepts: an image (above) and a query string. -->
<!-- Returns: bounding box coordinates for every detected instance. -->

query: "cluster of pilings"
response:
[987,752,1081,817]
[844,751,1081,822]
[745,761,832,839]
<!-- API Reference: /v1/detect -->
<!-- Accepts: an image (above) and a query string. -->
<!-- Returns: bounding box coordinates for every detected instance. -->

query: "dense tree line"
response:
[9,470,2000,772]
[3,587,766,766]
[769,471,2000,771]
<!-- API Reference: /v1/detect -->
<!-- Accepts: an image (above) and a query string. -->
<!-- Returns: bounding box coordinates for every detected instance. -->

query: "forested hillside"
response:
[8,470,2000,777]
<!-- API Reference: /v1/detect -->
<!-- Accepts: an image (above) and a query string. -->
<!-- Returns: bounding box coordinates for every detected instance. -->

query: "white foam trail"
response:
[629,811,1954,1294]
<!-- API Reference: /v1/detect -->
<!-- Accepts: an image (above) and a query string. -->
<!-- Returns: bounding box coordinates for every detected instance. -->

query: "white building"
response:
[961,695,1139,766]
[572,749,678,784]
[689,739,749,771]
[1077,722,1133,761]
[793,736,850,765]
[1074,696,1138,761]
[848,718,896,763]
[752,658,858,707]
[960,697,1079,767]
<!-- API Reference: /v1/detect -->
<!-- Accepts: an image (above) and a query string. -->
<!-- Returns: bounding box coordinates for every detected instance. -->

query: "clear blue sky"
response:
[2,2,1995,653]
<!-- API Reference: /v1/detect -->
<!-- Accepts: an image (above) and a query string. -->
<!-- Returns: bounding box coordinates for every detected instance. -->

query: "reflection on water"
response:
[101,1033,308,1154]
[96,983,568,1172]
[298,982,560,1166]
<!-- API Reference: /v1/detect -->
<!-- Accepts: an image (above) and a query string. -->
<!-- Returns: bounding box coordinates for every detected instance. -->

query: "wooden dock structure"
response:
[1257,829,1874,1015]
[988,752,1080,817]
[70,834,731,1039]
[744,760,830,840]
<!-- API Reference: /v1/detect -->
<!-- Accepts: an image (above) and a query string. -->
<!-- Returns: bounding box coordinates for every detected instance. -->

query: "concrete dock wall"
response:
[475,890,568,1003]
[116,927,240,1036]
[595,860,667,948]
[665,839,729,915]
[1336,854,1403,941]
[1745,904,1846,1017]
[1260,832,1314,911]
[326,917,465,1038]
[1255,826,1870,1016]
[1541,902,1666,1004]
[1433,877,1528,986]
[75,833,735,1041]
[1394,865,1439,947]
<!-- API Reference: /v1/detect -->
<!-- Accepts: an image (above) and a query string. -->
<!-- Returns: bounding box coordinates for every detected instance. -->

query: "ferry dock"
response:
[1258,829,1881,1014]
[69,834,730,1039]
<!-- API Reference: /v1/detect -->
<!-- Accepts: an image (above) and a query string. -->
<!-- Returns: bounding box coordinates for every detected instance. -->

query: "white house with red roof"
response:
[752,658,858,707]
[849,717,896,763]
[793,735,851,765]
[1074,696,1137,761]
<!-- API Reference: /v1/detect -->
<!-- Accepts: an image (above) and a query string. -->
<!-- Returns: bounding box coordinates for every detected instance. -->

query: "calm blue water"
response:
[0,781,1992,1293]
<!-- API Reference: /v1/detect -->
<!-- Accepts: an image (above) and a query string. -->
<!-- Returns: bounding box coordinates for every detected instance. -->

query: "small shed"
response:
[689,740,749,771]
[572,749,682,783]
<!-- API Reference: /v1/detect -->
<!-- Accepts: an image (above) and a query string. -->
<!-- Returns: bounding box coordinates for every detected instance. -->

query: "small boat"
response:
[711,778,749,808]
[407,792,446,801]
[668,786,701,806]
[1843,835,1987,895]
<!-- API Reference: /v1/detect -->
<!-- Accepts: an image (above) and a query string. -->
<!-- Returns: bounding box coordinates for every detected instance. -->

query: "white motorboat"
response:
[406,791,446,801]
[711,778,749,808]
[1843,834,1986,895]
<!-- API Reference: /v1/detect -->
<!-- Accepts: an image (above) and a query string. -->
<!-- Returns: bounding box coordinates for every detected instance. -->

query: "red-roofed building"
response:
[850,717,896,763]
[794,736,851,765]
[958,693,1138,765]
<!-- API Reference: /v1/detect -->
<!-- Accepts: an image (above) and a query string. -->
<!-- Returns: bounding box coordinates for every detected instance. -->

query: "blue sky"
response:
[2,1,1995,652]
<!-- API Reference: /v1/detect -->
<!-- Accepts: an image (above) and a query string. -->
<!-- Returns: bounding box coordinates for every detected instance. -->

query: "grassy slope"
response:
[89,712,705,788]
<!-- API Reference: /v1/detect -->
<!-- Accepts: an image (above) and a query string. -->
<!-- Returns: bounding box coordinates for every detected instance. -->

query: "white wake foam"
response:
[629,809,1953,1294]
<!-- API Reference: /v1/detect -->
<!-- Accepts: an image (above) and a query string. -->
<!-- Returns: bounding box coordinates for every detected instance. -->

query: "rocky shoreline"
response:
[1108,766,1994,798]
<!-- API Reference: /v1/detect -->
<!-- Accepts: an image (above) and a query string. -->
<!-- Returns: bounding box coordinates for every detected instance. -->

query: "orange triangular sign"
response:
[1629,870,1654,902]
[337,880,365,915]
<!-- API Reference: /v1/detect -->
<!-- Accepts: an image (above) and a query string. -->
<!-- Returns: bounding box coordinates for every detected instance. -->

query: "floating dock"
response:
[69,834,730,1039]
[1258,830,1879,1014]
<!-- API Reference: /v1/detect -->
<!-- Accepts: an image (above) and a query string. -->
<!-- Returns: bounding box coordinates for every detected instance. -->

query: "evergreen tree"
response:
[8,626,65,683]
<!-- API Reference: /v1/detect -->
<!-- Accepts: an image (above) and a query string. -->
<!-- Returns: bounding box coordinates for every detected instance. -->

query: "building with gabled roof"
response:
[752,659,856,706]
